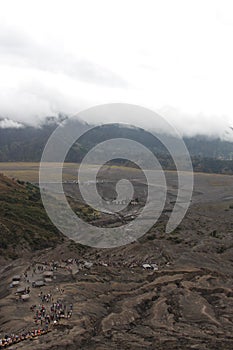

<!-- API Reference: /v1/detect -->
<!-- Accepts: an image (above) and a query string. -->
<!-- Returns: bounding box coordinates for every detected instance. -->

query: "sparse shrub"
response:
[17,179,25,185]
[216,245,226,254]
[167,236,183,244]
[210,230,222,238]
[147,234,155,240]
[0,240,8,249]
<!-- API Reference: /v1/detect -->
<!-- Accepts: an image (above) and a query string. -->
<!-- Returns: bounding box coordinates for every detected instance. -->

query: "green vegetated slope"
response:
[1,118,233,174]
[0,173,64,259]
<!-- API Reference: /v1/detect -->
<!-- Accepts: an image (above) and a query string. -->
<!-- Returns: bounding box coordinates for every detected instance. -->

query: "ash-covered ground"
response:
[0,169,233,349]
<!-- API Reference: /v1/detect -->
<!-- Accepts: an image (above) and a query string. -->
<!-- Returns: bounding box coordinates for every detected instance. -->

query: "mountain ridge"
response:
[0,116,233,174]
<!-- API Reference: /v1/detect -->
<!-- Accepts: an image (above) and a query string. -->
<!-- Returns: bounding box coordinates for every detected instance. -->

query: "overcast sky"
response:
[1,0,233,138]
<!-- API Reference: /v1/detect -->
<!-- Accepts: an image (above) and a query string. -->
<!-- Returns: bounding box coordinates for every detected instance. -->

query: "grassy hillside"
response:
[0,173,64,259]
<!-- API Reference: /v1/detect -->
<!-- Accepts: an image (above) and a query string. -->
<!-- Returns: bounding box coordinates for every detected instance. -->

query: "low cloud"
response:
[158,106,233,140]
[0,118,24,128]
[1,1,233,139]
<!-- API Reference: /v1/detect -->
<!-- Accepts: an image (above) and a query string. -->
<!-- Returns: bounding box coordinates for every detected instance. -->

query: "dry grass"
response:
[0,162,78,182]
[0,162,141,183]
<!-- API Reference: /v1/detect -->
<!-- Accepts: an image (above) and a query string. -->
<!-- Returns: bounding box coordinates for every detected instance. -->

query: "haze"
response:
[0,0,233,138]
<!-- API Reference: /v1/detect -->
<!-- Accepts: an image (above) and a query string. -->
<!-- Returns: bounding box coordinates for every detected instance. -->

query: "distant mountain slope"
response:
[184,135,233,159]
[0,116,233,173]
[0,173,64,259]
[0,116,65,161]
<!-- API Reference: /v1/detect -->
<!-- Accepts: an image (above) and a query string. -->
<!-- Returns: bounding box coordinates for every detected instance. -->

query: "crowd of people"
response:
[0,296,74,348]
[33,296,73,328]
[2,262,75,348]
[39,291,53,303]
[0,328,50,348]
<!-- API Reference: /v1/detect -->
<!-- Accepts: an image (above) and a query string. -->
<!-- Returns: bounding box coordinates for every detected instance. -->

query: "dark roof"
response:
[12,275,21,281]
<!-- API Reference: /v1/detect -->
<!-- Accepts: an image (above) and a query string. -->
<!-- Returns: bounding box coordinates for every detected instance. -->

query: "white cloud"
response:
[0,0,233,136]
[0,118,24,128]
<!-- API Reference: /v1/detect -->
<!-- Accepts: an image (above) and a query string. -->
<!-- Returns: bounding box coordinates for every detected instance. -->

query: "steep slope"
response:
[0,173,64,259]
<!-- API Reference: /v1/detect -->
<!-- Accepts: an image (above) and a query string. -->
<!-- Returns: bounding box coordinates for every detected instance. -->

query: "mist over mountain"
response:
[0,115,233,175]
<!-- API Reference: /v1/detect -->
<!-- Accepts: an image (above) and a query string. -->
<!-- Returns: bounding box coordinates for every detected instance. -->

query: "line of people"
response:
[0,328,50,348]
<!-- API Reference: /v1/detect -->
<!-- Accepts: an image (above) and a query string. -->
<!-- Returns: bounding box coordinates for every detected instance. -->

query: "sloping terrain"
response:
[0,172,233,349]
[1,118,233,173]
[0,173,63,260]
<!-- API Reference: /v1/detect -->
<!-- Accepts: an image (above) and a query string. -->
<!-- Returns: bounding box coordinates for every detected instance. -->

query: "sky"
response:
[0,0,233,138]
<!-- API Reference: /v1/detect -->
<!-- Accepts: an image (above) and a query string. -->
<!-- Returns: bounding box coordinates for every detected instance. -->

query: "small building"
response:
[142,263,152,270]
[44,277,53,283]
[142,263,159,271]
[11,281,20,287]
[43,271,54,278]
[83,261,93,269]
[151,263,159,271]
[12,275,21,282]
[32,280,45,288]
[16,287,26,294]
